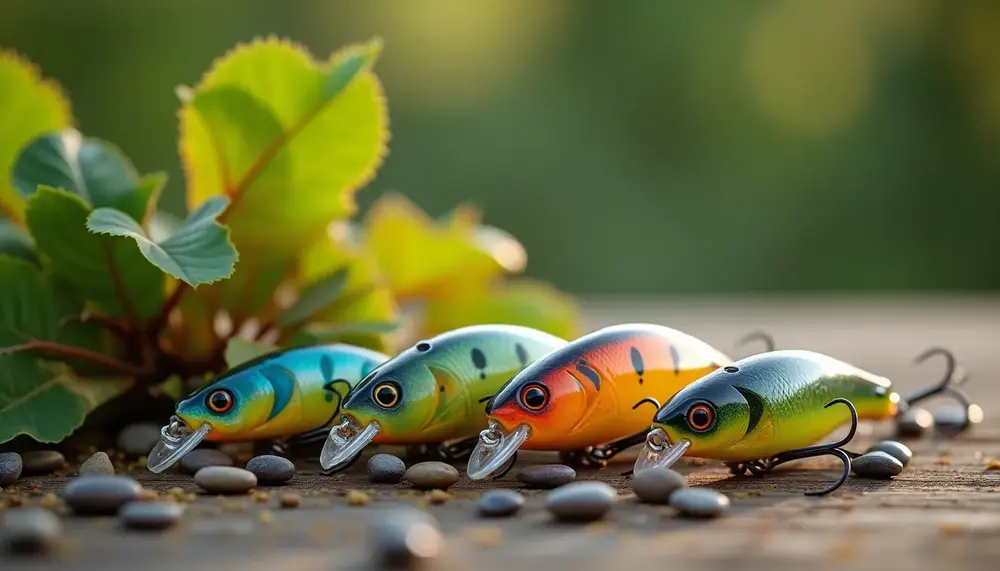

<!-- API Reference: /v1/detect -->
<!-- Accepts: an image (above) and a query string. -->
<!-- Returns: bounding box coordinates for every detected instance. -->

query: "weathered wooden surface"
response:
[5,297,1000,571]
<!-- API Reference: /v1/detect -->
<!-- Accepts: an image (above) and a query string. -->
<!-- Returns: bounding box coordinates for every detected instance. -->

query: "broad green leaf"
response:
[12,129,164,223]
[276,266,348,328]
[299,320,400,339]
[422,279,580,341]
[224,337,278,369]
[0,219,37,263]
[0,50,73,223]
[179,37,388,257]
[86,196,238,287]
[25,187,166,318]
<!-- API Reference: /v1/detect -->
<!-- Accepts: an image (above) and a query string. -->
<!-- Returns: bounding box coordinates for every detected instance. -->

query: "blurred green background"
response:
[4,0,999,295]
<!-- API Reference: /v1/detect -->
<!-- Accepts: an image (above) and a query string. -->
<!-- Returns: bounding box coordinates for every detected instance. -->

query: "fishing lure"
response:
[466,323,737,480]
[633,347,975,496]
[319,324,569,473]
[147,343,389,473]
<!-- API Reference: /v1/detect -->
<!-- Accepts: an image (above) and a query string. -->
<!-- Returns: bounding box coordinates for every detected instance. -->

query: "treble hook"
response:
[735,331,776,354]
[901,347,978,434]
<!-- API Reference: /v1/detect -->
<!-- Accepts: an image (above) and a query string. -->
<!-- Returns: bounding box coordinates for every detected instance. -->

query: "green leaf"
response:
[25,187,166,318]
[86,196,238,287]
[180,37,388,258]
[12,129,164,223]
[0,219,37,264]
[276,266,349,328]
[224,337,278,369]
[301,320,400,339]
[0,50,73,223]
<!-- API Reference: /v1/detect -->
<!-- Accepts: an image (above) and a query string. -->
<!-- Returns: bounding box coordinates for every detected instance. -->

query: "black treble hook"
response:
[901,347,977,434]
[735,331,776,354]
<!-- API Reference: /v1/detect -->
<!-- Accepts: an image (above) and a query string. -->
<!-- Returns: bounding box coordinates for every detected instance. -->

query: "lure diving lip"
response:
[147,343,389,473]
[319,324,569,473]
[466,323,737,480]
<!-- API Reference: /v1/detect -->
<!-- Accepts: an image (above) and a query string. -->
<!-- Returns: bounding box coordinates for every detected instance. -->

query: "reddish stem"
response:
[2,341,151,377]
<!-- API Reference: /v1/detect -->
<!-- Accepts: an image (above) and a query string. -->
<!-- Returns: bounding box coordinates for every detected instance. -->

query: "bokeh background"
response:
[4,0,999,295]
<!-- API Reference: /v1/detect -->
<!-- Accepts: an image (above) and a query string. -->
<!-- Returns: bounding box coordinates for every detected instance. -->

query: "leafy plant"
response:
[0,38,579,446]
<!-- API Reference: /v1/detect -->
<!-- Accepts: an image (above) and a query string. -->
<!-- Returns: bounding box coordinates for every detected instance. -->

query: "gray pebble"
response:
[545,481,616,522]
[933,404,984,433]
[631,467,686,504]
[477,489,525,517]
[895,407,934,438]
[0,452,22,485]
[851,451,904,479]
[21,450,65,474]
[62,475,142,515]
[194,466,257,494]
[368,454,406,483]
[369,508,442,568]
[670,488,730,518]
[516,464,576,489]
[179,449,233,475]
[244,455,295,485]
[79,452,115,476]
[403,461,459,490]
[865,440,913,468]
[2,508,61,554]
[119,501,184,530]
[117,423,162,456]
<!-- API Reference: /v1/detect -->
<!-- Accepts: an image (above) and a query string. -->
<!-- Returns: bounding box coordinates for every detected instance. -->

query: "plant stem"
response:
[59,313,131,340]
[103,244,142,329]
[148,282,189,338]
[1,341,151,377]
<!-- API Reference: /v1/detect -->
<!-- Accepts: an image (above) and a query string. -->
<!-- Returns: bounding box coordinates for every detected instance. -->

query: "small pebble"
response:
[180,449,233,475]
[62,475,142,516]
[477,490,524,518]
[279,493,301,509]
[516,464,576,489]
[631,467,686,504]
[851,451,904,479]
[79,452,115,476]
[368,454,406,483]
[403,462,459,490]
[369,508,443,568]
[119,501,183,530]
[895,407,934,438]
[194,466,257,494]
[21,451,64,474]
[137,489,160,502]
[244,455,295,485]
[117,423,162,456]
[933,405,984,433]
[346,490,371,506]
[39,493,60,509]
[0,452,21,485]
[426,490,451,505]
[865,441,913,468]
[545,481,616,522]
[2,508,61,554]
[669,488,730,518]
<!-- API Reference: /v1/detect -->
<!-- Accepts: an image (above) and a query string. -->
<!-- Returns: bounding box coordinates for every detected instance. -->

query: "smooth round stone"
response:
[119,501,184,530]
[545,481,616,522]
[368,454,406,483]
[0,452,22,485]
[244,455,295,485]
[516,464,576,489]
[865,441,913,468]
[79,452,115,476]
[477,489,525,518]
[62,475,142,515]
[670,488,730,518]
[403,462,459,490]
[117,423,162,456]
[369,508,442,568]
[631,467,686,504]
[194,466,257,494]
[851,451,904,479]
[179,449,233,475]
[2,508,61,554]
[21,450,65,474]
[933,405,984,432]
[895,407,934,438]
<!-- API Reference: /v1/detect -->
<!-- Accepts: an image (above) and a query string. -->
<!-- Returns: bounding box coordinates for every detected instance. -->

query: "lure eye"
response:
[373,382,401,409]
[519,383,549,412]
[686,403,715,432]
[206,389,234,414]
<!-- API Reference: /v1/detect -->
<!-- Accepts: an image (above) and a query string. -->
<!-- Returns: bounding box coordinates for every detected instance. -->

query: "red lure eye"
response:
[687,403,714,432]
[206,389,234,414]
[519,384,549,412]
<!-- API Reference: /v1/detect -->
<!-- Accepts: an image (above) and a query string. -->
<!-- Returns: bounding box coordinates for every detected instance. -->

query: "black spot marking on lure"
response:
[576,361,601,390]
[319,356,336,402]
[669,345,680,376]
[471,348,487,379]
[733,385,766,439]
[630,346,645,385]
[416,341,431,352]
[724,366,739,373]
[515,343,529,368]
[439,385,445,393]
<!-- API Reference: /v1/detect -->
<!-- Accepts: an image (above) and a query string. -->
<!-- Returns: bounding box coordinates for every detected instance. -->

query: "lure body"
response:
[646,349,898,462]
[319,324,568,470]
